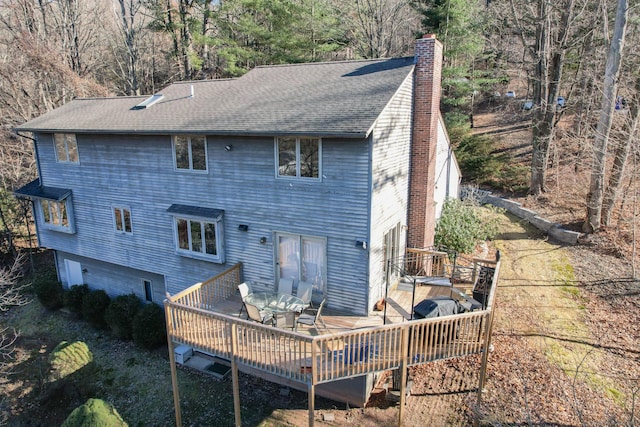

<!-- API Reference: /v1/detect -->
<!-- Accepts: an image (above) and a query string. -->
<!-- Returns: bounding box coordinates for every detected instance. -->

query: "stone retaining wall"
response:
[461,188,583,245]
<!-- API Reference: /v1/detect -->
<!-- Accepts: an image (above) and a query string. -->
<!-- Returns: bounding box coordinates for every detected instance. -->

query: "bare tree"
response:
[0,256,29,427]
[344,0,420,59]
[584,0,629,233]
[601,75,639,226]
[496,0,581,195]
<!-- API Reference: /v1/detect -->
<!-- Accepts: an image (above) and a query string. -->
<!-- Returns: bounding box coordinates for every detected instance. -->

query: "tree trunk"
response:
[528,0,574,195]
[601,77,639,225]
[584,0,628,233]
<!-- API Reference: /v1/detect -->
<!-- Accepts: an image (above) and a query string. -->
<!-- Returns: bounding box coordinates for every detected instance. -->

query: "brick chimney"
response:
[407,34,443,249]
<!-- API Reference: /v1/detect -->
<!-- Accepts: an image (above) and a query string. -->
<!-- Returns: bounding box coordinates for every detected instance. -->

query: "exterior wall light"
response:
[355,240,367,249]
[259,237,267,244]
[225,145,233,151]
[238,224,249,232]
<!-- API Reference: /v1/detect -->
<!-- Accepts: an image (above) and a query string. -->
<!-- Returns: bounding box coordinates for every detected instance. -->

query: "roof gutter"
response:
[11,128,369,140]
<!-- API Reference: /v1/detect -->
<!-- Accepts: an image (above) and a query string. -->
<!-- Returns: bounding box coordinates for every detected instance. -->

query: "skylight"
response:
[132,94,164,110]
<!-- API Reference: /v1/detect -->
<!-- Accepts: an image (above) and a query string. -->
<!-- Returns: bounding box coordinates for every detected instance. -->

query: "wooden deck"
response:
[209,281,466,334]
[164,252,500,427]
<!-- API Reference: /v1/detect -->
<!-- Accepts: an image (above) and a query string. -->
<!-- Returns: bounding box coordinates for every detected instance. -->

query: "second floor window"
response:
[173,135,207,171]
[54,133,79,163]
[276,137,320,179]
[113,207,132,233]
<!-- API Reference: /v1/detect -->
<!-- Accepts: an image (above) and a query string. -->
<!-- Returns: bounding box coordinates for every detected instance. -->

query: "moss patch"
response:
[48,341,93,382]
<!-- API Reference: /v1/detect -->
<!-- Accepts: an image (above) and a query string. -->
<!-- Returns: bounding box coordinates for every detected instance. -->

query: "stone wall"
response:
[461,187,582,245]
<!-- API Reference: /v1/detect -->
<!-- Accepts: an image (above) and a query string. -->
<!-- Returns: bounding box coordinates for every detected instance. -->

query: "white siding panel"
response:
[434,117,461,219]
[368,72,414,311]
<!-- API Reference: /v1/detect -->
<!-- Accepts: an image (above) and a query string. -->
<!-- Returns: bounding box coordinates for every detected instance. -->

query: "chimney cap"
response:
[422,34,437,39]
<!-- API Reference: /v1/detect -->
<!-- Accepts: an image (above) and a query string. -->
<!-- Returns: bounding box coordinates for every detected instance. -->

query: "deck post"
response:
[307,383,315,427]
[476,311,494,426]
[164,301,182,427]
[398,326,409,426]
[231,326,242,427]
[308,339,317,426]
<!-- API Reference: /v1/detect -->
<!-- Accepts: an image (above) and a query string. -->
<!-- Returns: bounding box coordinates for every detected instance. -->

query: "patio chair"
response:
[273,311,296,330]
[244,301,274,325]
[295,298,325,331]
[296,281,313,308]
[237,282,252,317]
[278,278,294,295]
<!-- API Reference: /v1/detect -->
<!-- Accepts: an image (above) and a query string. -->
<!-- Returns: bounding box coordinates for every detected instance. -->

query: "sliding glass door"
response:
[276,233,326,300]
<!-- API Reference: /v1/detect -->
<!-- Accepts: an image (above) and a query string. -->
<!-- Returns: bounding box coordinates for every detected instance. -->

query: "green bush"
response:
[105,294,141,340]
[82,289,111,329]
[435,198,501,254]
[61,398,127,427]
[48,341,93,382]
[63,284,90,317]
[454,133,504,184]
[32,271,64,310]
[132,303,166,350]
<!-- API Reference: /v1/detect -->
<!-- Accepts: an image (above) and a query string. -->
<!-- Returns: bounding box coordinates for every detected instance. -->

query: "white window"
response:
[383,223,402,275]
[40,198,74,233]
[173,135,207,171]
[168,205,224,263]
[276,137,321,179]
[113,207,132,234]
[276,233,326,299]
[54,133,79,163]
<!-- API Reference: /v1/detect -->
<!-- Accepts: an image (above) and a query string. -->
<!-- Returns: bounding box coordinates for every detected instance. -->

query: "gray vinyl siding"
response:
[33,131,372,314]
[56,252,166,303]
[368,72,414,311]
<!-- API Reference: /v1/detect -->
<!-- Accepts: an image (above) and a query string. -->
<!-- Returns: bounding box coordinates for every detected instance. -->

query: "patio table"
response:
[245,292,308,314]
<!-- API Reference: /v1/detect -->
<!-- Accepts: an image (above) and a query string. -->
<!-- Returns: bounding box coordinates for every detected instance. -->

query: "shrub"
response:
[63,284,89,317]
[82,289,111,329]
[132,303,166,350]
[48,341,93,382]
[105,294,141,340]
[32,271,63,310]
[435,198,501,254]
[61,398,127,427]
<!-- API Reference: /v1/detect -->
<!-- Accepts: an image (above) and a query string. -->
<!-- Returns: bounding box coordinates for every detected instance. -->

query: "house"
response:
[14,35,459,317]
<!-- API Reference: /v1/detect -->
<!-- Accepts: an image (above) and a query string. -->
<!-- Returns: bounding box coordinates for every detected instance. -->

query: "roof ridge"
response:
[74,95,148,101]
[171,78,237,84]
[254,57,412,69]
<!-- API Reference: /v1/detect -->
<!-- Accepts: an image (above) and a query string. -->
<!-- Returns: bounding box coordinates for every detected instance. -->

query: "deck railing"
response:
[169,263,241,310]
[165,253,500,426]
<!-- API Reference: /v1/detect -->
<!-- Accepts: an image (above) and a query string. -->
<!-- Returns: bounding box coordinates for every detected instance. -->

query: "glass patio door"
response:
[276,233,326,300]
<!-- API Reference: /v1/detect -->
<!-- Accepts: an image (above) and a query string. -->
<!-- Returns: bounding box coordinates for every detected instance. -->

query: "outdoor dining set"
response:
[237,279,325,331]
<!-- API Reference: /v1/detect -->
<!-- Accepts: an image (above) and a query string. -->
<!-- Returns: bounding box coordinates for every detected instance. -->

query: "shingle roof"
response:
[15,57,415,139]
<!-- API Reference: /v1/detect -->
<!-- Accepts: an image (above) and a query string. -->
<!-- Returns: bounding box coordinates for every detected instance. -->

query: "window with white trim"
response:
[173,135,207,171]
[54,133,79,163]
[113,207,132,234]
[40,198,74,233]
[168,207,224,264]
[276,137,320,179]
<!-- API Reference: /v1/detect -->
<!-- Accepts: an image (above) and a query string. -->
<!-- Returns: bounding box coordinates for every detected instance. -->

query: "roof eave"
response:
[13,128,369,139]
